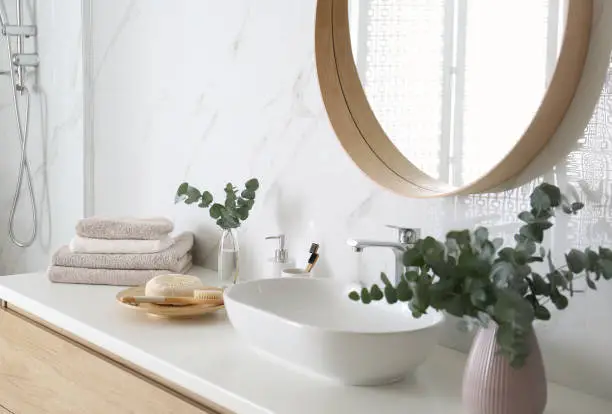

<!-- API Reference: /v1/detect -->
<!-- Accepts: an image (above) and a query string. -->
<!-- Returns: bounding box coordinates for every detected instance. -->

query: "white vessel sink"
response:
[224,277,444,386]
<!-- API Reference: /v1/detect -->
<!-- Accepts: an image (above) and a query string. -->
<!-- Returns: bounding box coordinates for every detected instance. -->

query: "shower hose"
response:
[4,32,36,247]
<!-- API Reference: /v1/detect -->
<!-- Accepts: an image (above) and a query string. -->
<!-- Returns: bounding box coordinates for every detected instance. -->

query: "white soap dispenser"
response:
[264,235,295,278]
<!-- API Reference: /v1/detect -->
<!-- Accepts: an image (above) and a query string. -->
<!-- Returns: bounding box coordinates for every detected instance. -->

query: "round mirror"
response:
[316,0,593,197]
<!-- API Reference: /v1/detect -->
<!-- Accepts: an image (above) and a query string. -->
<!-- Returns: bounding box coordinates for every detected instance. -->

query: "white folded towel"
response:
[69,235,174,254]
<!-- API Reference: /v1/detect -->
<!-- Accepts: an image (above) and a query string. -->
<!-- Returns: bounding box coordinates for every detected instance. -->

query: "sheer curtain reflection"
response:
[353,0,564,185]
[461,56,612,254]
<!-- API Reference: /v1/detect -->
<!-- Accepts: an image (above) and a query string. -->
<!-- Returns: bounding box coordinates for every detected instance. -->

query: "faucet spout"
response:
[347,239,408,285]
[347,239,407,253]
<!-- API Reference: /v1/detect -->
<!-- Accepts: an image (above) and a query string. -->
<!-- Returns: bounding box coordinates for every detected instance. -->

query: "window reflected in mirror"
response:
[349,0,567,185]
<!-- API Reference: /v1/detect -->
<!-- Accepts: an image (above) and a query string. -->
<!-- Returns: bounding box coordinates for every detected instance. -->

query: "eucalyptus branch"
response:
[348,182,612,369]
[175,178,260,230]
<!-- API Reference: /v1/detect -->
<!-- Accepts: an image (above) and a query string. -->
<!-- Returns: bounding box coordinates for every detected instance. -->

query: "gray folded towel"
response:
[53,232,194,271]
[76,216,174,240]
[48,261,193,286]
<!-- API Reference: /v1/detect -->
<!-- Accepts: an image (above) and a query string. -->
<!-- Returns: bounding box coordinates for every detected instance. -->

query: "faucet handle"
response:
[386,225,421,244]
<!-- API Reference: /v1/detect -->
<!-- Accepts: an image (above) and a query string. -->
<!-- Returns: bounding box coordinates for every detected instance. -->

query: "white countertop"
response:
[0,269,610,414]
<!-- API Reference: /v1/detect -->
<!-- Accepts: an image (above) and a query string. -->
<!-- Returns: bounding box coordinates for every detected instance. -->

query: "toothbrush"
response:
[304,243,320,273]
[305,252,319,273]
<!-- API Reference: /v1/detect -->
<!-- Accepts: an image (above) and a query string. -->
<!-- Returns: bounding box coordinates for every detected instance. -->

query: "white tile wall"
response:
[90,0,612,399]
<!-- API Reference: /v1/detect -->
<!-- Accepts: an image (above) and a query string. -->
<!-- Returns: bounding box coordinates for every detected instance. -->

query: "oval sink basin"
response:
[224,277,444,386]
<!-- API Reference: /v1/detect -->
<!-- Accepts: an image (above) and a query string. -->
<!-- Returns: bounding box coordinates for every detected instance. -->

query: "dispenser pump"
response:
[265,235,289,263]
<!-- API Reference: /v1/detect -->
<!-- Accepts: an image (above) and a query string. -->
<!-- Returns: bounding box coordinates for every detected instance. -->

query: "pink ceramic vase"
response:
[462,324,547,414]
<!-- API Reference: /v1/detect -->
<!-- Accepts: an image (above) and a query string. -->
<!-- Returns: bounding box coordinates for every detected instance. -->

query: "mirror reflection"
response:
[349,1,568,185]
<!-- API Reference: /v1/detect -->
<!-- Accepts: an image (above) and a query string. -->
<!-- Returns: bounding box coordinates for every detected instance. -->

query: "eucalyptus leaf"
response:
[370,284,384,301]
[184,186,201,204]
[245,178,260,191]
[553,294,569,310]
[241,189,256,200]
[538,182,562,207]
[360,288,371,304]
[446,230,471,247]
[199,191,214,208]
[236,207,249,221]
[520,224,544,243]
[586,248,599,272]
[492,238,504,251]
[209,203,224,219]
[384,285,398,304]
[491,261,515,287]
[498,247,516,263]
[403,270,419,282]
[530,187,552,212]
[445,295,466,317]
[396,280,413,301]
[566,249,588,273]
[403,247,425,267]
[380,272,392,287]
[599,259,612,280]
[531,273,550,296]
[470,289,487,306]
[547,271,568,290]
[176,182,188,196]
[571,202,585,212]
[599,247,612,260]
[474,227,489,244]
[586,274,597,290]
[412,280,430,312]
[534,305,551,321]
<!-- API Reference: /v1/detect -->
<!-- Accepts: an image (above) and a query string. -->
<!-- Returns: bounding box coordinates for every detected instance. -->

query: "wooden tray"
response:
[116,286,224,319]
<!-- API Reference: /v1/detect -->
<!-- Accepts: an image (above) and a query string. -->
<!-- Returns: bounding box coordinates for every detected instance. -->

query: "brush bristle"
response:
[309,243,320,254]
[193,289,224,305]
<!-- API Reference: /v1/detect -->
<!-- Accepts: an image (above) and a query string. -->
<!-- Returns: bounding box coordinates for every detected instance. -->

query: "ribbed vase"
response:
[462,324,547,414]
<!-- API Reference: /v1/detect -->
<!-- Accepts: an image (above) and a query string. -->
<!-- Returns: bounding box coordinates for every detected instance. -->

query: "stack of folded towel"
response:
[48,217,194,286]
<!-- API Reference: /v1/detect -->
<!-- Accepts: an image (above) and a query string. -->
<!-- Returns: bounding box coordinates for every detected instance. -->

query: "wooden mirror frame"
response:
[315,0,593,197]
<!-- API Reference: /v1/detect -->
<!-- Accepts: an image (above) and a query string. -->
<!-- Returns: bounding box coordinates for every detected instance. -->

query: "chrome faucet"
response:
[347,226,421,285]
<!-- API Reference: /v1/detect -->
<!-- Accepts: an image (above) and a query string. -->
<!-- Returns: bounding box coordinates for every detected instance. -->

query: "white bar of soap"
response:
[145,274,204,297]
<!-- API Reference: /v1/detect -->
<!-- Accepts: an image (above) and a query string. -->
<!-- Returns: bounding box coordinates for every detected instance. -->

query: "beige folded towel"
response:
[69,235,174,254]
[47,261,193,286]
[54,233,194,271]
[76,216,174,240]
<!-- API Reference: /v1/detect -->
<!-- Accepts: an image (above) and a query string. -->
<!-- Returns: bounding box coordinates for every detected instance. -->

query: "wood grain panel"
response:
[0,309,212,414]
[6,305,231,413]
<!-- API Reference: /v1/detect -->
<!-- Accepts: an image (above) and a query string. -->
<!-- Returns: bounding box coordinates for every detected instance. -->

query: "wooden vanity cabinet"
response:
[0,304,229,414]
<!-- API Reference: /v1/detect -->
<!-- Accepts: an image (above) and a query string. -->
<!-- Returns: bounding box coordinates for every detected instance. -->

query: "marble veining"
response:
[88,0,612,400]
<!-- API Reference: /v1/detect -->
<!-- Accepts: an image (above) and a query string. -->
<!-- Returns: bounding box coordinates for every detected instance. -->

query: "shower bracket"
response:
[2,24,35,37]
[12,53,38,67]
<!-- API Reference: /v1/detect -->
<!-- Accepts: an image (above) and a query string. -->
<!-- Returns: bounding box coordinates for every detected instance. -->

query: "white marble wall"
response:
[0,0,83,275]
[91,0,612,399]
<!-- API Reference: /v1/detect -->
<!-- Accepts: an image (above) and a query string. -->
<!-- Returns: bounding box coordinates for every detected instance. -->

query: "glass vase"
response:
[218,228,239,287]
